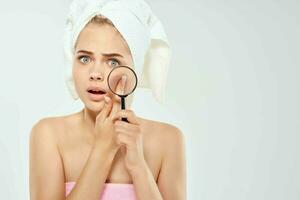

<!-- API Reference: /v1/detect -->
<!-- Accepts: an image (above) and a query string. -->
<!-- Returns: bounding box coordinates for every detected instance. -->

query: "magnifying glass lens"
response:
[108,66,137,96]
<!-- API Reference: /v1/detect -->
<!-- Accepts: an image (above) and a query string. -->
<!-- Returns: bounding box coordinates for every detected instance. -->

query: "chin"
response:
[84,99,106,112]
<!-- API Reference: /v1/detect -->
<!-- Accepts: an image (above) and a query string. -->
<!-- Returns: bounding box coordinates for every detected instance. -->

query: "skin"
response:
[29,22,186,200]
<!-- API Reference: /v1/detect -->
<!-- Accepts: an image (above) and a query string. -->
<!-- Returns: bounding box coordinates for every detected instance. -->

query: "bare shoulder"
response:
[31,116,61,133]
[30,117,58,142]
[139,117,185,149]
[29,113,76,144]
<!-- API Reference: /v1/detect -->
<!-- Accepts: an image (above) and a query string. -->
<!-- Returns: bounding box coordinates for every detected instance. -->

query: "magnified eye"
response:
[108,58,120,67]
[78,55,91,64]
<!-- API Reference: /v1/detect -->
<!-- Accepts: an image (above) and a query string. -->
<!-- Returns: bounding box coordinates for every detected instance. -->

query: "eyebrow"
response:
[76,50,124,58]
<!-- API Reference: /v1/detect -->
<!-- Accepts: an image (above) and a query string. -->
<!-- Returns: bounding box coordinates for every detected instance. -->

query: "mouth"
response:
[87,90,106,95]
[87,88,107,101]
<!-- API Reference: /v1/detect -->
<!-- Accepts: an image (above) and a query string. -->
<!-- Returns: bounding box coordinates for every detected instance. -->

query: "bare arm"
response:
[30,119,65,200]
[66,141,116,200]
[29,119,118,200]
[157,125,187,200]
[130,161,163,200]
[126,124,187,200]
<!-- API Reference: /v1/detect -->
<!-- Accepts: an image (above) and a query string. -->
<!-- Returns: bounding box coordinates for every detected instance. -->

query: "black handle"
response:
[121,96,129,122]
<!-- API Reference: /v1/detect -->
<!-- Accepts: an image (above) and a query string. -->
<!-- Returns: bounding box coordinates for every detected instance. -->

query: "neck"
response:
[80,107,98,135]
[80,95,135,134]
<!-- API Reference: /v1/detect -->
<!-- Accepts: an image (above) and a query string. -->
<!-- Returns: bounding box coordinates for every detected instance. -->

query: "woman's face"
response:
[73,22,134,112]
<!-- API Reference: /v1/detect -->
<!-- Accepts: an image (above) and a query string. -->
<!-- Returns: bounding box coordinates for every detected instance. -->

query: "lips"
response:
[87,86,107,94]
[88,90,106,94]
[87,86,107,101]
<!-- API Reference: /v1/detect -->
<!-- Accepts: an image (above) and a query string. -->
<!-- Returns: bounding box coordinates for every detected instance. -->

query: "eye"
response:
[78,55,91,64]
[108,58,120,67]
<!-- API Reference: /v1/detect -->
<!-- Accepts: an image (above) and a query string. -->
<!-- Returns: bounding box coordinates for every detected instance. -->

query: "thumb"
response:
[110,75,127,118]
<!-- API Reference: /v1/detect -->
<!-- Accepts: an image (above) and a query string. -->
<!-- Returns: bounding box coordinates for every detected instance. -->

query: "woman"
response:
[29,0,186,200]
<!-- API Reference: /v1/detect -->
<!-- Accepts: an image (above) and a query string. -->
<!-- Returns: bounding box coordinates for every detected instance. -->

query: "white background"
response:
[0,0,299,199]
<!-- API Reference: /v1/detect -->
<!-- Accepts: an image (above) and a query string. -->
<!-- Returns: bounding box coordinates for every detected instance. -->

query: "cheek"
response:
[72,66,80,82]
[72,65,86,88]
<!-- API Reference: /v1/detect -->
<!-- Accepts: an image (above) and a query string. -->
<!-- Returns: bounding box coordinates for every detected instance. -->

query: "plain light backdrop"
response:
[0,0,299,199]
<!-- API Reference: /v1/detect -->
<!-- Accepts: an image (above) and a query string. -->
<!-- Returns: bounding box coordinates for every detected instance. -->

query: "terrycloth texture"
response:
[63,0,171,104]
[65,182,137,200]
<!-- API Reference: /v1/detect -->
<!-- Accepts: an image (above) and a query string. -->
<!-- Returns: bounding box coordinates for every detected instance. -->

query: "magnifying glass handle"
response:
[121,96,129,123]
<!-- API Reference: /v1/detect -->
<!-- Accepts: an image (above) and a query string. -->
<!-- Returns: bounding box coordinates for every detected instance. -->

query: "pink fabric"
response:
[65,182,137,200]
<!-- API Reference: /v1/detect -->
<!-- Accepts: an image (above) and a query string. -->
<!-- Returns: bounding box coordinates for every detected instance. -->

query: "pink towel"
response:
[65,182,137,200]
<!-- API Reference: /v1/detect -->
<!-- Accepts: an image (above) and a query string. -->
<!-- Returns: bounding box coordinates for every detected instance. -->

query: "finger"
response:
[116,133,134,147]
[109,75,127,118]
[114,120,140,132]
[118,75,127,95]
[96,96,112,122]
[112,109,140,125]
[115,127,140,138]
[113,75,127,102]
[114,121,140,136]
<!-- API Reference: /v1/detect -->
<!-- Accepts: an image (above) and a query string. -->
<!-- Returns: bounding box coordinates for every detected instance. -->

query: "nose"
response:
[89,72,103,81]
[89,63,105,82]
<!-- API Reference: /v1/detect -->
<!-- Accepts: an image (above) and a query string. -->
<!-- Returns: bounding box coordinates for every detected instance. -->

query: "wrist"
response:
[93,141,117,160]
[129,160,148,177]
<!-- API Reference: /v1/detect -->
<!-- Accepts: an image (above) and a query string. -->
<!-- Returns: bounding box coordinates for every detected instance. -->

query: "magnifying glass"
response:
[107,65,138,122]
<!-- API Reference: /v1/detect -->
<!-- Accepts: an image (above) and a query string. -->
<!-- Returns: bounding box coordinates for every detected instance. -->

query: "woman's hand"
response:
[93,75,127,154]
[93,96,120,154]
[93,74,147,172]
[112,109,147,173]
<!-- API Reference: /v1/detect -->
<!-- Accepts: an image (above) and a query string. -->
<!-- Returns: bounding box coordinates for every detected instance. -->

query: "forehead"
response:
[75,23,131,56]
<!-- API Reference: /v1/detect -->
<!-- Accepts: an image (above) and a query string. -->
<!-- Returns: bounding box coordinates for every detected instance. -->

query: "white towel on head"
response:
[63,0,171,104]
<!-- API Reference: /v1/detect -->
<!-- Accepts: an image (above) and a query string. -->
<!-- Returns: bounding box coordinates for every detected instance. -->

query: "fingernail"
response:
[104,96,110,103]
[122,75,127,82]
